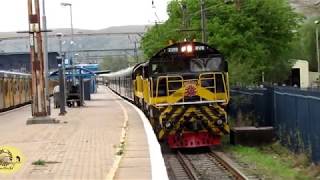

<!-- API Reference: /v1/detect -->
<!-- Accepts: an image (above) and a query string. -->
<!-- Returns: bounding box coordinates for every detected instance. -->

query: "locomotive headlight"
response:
[165,121,171,128]
[186,45,193,53]
[181,44,193,53]
[216,119,223,125]
[181,46,187,52]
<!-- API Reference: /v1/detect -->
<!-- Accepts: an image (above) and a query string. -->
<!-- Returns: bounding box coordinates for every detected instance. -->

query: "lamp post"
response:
[61,2,76,84]
[61,3,74,47]
[42,0,50,114]
[56,33,67,115]
[315,20,320,73]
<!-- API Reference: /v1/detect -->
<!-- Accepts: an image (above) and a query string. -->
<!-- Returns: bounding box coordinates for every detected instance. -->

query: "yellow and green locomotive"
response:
[106,41,230,148]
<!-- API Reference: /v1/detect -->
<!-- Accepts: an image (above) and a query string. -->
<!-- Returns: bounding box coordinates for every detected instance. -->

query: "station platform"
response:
[0,86,167,180]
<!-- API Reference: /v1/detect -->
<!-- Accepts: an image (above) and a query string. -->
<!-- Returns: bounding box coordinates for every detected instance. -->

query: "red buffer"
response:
[167,132,221,148]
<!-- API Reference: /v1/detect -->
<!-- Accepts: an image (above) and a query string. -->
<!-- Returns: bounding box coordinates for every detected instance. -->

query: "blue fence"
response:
[230,86,320,162]
[230,88,273,126]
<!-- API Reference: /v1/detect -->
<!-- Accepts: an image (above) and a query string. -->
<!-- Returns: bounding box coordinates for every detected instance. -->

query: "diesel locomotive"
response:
[105,41,230,148]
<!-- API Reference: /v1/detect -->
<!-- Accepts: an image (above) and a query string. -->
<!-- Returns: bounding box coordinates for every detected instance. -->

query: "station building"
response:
[0,52,59,73]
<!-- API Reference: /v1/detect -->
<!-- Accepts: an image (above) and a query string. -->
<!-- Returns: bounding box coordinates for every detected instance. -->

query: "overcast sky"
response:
[0,0,170,32]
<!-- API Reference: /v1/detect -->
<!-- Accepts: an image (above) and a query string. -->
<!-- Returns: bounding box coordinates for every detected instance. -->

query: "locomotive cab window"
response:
[150,56,224,75]
[152,64,165,74]
[190,57,223,72]
[143,65,149,78]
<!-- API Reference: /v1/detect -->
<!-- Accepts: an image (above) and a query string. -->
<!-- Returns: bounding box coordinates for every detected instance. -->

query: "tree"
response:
[297,17,320,72]
[141,0,301,85]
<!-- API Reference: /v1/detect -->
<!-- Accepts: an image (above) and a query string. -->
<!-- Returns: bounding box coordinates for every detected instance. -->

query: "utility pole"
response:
[42,0,50,115]
[182,3,187,30]
[200,0,207,43]
[26,0,56,124]
[235,0,241,10]
[128,35,139,63]
[57,33,67,115]
[315,20,320,73]
[134,41,138,63]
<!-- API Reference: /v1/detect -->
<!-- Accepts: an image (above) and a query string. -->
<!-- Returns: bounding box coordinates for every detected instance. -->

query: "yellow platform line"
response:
[106,90,129,180]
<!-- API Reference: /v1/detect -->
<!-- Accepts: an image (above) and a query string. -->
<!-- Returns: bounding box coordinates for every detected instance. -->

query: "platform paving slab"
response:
[113,97,151,180]
[0,86,150,180]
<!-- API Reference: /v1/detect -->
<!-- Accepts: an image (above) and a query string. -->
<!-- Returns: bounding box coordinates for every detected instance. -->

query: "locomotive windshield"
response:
[151,56,224,75]
[190,57,222,72]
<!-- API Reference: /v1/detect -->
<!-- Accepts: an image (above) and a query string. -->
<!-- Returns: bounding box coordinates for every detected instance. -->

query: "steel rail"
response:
[209,151,248,180]
[176,151,199,180]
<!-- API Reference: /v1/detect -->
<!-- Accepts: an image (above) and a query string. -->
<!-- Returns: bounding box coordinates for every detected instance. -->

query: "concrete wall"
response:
[0,52,59,73]
[292,60,309,88]
[309,72,320,88]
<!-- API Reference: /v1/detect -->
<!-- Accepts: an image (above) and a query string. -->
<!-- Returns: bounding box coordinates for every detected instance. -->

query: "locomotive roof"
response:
[103,63,142,78]
[150,41,223,60]
[0,70,31,77]
[103,42,224,78]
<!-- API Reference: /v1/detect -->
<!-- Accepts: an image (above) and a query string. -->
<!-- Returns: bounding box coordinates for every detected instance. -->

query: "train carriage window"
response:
[12,80,15,93]
[16,81,18,92]
[6,80,9,96]
[0,78,2,93]
[17,80,20,92]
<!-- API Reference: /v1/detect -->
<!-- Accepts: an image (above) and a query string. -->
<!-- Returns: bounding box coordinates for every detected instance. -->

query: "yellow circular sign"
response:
[0,146,25,174]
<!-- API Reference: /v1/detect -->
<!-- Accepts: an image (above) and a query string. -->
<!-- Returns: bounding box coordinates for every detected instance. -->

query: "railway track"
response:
[165,150,248,180]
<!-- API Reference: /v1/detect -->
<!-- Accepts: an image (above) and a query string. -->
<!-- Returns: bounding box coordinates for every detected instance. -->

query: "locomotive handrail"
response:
[153,72,229,105]
[222,73,229,103]
[199,72,228,102]
[168,75,184,103]
[155,75,184,98]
